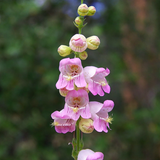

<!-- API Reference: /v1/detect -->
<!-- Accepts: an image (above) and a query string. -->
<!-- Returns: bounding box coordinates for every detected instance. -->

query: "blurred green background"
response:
[0,0,160,160]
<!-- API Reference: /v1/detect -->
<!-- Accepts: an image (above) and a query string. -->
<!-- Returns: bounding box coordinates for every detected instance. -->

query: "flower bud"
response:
[86,36,100,50]
[79,118,94,134]
[75,16,83,25]
[69,34,87,52]
[79,51,88,60]
[77,4,88,16]
[58,45,72,57]
[87,6,96,16]
[59,88,69,97]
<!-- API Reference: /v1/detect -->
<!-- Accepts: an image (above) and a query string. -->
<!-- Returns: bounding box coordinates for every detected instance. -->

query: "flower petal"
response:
[89,101,103,119]
[78,149,94,160]
[80,103,91,119]
[86,152,104,160]
[66,79,74,90]
[102,84,110,94]
[75,73,87,88]
[93,118,108,133]
[96,100,114,117]
[56,74,67,89]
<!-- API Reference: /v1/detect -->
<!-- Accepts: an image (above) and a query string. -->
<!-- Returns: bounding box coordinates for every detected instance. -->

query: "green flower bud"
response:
[58,45,72,57]
[79,118,94,134]
[75,16,83,25]
[59,88,69,97]
[87,6,96,16]
[77,4,88,16]
[79,51,88,60]
[86,36,100,50]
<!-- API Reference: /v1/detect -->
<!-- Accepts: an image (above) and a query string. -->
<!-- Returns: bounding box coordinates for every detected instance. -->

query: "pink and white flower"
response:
[51,109,76,134]
[63,89,91,121]
[83,66,110,96]
[69,34,87,52]
[89,100,114,133]
[56,58,87,90]
[78,149,104,160]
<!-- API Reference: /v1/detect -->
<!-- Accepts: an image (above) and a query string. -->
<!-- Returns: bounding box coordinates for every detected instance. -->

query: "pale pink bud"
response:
[77,4,88,16]
[58,45,72,57]
[87,36,100,50]
[75,16,83,25]
[87,6,96,16]
[79,51,88,60]
[69,34,87,52]
[79,118,94,134]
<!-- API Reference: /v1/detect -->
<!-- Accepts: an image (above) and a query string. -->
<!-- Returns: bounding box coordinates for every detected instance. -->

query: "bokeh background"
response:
[0,0,160,160]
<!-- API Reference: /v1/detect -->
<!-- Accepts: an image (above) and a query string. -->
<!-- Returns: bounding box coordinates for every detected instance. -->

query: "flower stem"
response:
[76,118,80,153]
[73,1,84,160]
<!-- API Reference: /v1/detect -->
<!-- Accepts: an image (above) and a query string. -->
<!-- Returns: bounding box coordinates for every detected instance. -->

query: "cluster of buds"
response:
[77,4,96,17]
[58,33,100,60]
[51,2,114,160]
[58,3,99,60]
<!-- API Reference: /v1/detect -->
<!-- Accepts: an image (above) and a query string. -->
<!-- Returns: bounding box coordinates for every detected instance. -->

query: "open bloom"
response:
[56,58,87,90]
[89,100,114,133]
[78,149,104,160]
[51,109,76,134]
[69,34,87,52]
[83,66,110,96]
[63,89,91,121]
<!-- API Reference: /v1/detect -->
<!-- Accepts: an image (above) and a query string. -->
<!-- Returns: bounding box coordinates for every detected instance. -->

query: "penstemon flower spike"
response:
[51,0,114,159]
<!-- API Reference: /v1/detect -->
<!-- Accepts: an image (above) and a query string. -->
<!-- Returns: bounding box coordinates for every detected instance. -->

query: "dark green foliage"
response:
[0,0,160,160]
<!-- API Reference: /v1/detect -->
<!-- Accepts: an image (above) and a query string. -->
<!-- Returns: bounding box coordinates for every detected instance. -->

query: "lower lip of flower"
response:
[53,119,74,126]
[63,74,79,81]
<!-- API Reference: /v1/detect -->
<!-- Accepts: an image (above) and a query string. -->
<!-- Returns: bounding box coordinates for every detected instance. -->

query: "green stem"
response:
[79,28,82,34]
[81,0,83,4]
[76,119,80,153]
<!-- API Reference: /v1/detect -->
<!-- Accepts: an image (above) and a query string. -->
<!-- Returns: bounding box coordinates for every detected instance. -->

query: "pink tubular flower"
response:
[83,66,110,96]
[63,89,91,121]
[78,149,104,160]
[89,100,114,133]
[56,58,87,90]
[69,34,87,52]
[51,109,76,134]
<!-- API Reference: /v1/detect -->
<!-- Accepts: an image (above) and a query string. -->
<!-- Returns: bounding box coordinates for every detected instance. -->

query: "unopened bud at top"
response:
[79,51,88,60]
[86,36,100,50]
[58,45,72,57]
[78,4,88,16]
[75,16,83,25]
[87,6,96,16]
[79,118,94,134]
[69,34,87,52]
